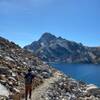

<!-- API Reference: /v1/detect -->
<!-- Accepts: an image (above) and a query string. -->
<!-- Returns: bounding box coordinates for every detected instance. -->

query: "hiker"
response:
[24,68,36,100]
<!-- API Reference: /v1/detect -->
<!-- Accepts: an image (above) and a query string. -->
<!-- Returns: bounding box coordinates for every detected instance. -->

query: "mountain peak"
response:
[24,33,100,63]
[41,32,56,37]
[39,32,56,42]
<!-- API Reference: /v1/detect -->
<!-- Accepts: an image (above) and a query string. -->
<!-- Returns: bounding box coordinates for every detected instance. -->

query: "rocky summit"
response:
[0,36,100,100]
[24,32,100,64]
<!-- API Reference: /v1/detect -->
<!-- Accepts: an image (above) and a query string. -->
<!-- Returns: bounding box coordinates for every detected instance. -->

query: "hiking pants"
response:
[25,84,32,100]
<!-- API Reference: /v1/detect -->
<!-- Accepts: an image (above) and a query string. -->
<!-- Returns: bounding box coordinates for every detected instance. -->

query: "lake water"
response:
[50,63,100,87]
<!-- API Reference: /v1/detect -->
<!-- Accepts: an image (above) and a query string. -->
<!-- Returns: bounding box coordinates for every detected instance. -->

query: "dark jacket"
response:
[25,72,35,84]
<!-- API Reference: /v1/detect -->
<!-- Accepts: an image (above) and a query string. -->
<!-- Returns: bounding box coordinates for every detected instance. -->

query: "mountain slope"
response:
[0,36,53,99]
[24,32,99,63]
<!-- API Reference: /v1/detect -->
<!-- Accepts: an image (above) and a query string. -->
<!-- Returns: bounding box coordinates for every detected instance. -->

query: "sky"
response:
[0,0,100,47]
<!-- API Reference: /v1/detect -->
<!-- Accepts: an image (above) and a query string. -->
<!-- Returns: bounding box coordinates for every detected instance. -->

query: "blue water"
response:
[50,63,100,87]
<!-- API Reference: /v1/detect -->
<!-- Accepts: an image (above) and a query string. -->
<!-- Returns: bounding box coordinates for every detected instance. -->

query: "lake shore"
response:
[36,70,100,100]
[50,63,100,87]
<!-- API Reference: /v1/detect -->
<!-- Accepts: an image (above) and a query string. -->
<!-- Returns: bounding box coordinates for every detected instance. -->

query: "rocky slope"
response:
[29,70,100,100]
[89,47,100,63]
[41,71,100,100]
[24,32,100,63]
[0,36,53,99]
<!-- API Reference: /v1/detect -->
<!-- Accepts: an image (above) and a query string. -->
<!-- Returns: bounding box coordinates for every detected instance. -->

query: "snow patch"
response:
[86,84,98,91]
[0,83,9,97]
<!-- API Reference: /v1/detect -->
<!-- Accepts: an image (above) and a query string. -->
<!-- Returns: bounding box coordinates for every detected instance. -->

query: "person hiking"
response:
[24,68,36,100]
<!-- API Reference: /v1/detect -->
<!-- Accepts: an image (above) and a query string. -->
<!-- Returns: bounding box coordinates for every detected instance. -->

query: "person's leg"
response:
[25,85,28,100]
[29,85,32,99]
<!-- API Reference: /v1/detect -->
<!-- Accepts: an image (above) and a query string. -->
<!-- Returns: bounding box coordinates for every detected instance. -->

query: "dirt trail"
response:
[31,72,61,100]
[22,71,61,100]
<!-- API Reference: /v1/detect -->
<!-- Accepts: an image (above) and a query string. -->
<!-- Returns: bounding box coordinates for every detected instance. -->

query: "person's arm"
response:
[24,73,27,79]
[33,74,37,80]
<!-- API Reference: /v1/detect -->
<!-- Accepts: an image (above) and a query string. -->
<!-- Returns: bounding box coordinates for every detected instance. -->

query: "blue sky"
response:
[0,0,100,47]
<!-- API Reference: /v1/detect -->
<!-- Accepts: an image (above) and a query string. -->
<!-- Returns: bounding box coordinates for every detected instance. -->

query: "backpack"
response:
[25,73,34,84]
